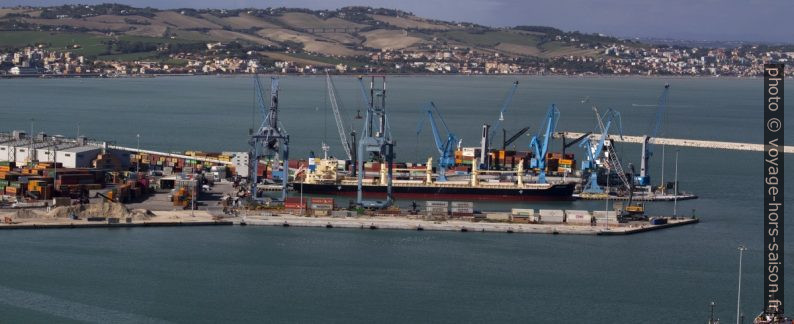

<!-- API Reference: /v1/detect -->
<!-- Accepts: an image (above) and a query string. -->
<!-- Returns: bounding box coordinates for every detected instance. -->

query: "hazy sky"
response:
[5,0,793,42]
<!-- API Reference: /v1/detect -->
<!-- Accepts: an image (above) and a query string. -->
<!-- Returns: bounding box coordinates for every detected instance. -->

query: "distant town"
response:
[0,4,791,77]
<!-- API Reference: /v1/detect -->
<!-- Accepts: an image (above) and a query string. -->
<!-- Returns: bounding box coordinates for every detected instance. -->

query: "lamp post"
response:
[736,245,747,324]
[673,149,679,217]
[136,134,140,174]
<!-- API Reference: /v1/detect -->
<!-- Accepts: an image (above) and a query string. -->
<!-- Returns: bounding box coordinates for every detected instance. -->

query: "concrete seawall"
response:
[241,215,699,235]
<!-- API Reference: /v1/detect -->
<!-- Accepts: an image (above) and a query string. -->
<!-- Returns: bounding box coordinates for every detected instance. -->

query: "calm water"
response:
[0,75,791,323]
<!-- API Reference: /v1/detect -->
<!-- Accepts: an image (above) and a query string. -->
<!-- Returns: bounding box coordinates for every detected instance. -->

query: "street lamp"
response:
[136,134,140,174]
[673,149,679,217]
[736,245,747,324]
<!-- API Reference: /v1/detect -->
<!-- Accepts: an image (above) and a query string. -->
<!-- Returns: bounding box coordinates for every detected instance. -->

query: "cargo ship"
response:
[292,157,575,201]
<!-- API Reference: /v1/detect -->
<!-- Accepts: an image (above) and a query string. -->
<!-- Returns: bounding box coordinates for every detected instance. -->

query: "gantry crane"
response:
[529,104,560,184]
[417,101,457,182]
[356,76,394,208]
[637,84,670,186]
[249,75,289,202]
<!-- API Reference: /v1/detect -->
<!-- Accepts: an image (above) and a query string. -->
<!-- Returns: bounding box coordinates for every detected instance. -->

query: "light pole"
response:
[136,134,140,174]
[29,118,34,163]
[736,245,747,324]
[300,180,304,216]
[605,163,610,229]
[673,149,679,217]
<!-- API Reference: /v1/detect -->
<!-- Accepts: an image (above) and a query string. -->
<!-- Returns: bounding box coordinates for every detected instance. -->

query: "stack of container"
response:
[510,208,535,223]
[284,197,306,212]
[450,201,474,217]
[545,152,576,173]
[26,177,54,200]
[425,201,449,217]
[310,197,334,216]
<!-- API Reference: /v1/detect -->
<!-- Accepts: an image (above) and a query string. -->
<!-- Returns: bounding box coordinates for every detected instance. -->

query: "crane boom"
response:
[637,84,670,186]
[490,81,519,143]
[325,73,352,160]
[503,126,530,149]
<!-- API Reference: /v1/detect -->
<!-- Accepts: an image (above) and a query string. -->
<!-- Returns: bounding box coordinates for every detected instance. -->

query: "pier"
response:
[554,132,794,153]
[240,214,699,236]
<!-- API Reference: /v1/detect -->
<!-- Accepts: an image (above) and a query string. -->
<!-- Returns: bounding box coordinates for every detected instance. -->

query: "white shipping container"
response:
[593,210,619,224]
[312,203,334,210]
[485,212,510,220]
[511,208,535,216]
[451,207,473,213]
[451,201,474,208]
[462,147,476,157]
[539,209,565,223]
[566,211,592,224]
[425,201,449,207]
[565,210,592,224]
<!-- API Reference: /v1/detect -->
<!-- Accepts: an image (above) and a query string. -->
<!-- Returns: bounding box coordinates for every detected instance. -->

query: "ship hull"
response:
[292,182,575,201]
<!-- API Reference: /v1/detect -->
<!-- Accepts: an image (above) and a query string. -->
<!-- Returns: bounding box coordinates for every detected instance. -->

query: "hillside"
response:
[0,4,629,63]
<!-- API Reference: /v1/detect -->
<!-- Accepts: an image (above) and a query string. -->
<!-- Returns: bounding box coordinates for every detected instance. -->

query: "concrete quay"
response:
[239,214,699,236]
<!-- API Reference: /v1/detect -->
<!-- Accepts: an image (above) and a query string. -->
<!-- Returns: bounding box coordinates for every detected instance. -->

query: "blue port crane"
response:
[529,104,560,184]
[579,108,623,193]
[637,84,670,186]
[416,101,457,181]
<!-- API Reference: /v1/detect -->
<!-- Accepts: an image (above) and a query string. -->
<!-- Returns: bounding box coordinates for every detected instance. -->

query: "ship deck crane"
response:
[579,108,622,193]
[529,104,560,184]
[356,76,394,208]
[503,126,530,150]
[637,84,670,186]
[417,102,457,182]
[325,73,352,160]
[481,81,519,169]
[249,75,289,202]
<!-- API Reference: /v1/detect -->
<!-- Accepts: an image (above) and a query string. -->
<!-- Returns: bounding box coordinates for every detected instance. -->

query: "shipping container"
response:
[485,212,510,221]
[539,209,565,223]
[425,201,449,208]
[593,210,619,224]
[450,207,473,213]
[450,201,474,208]
[565,210,593,224]
[511,208,535,216]
[310,198,334,205]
